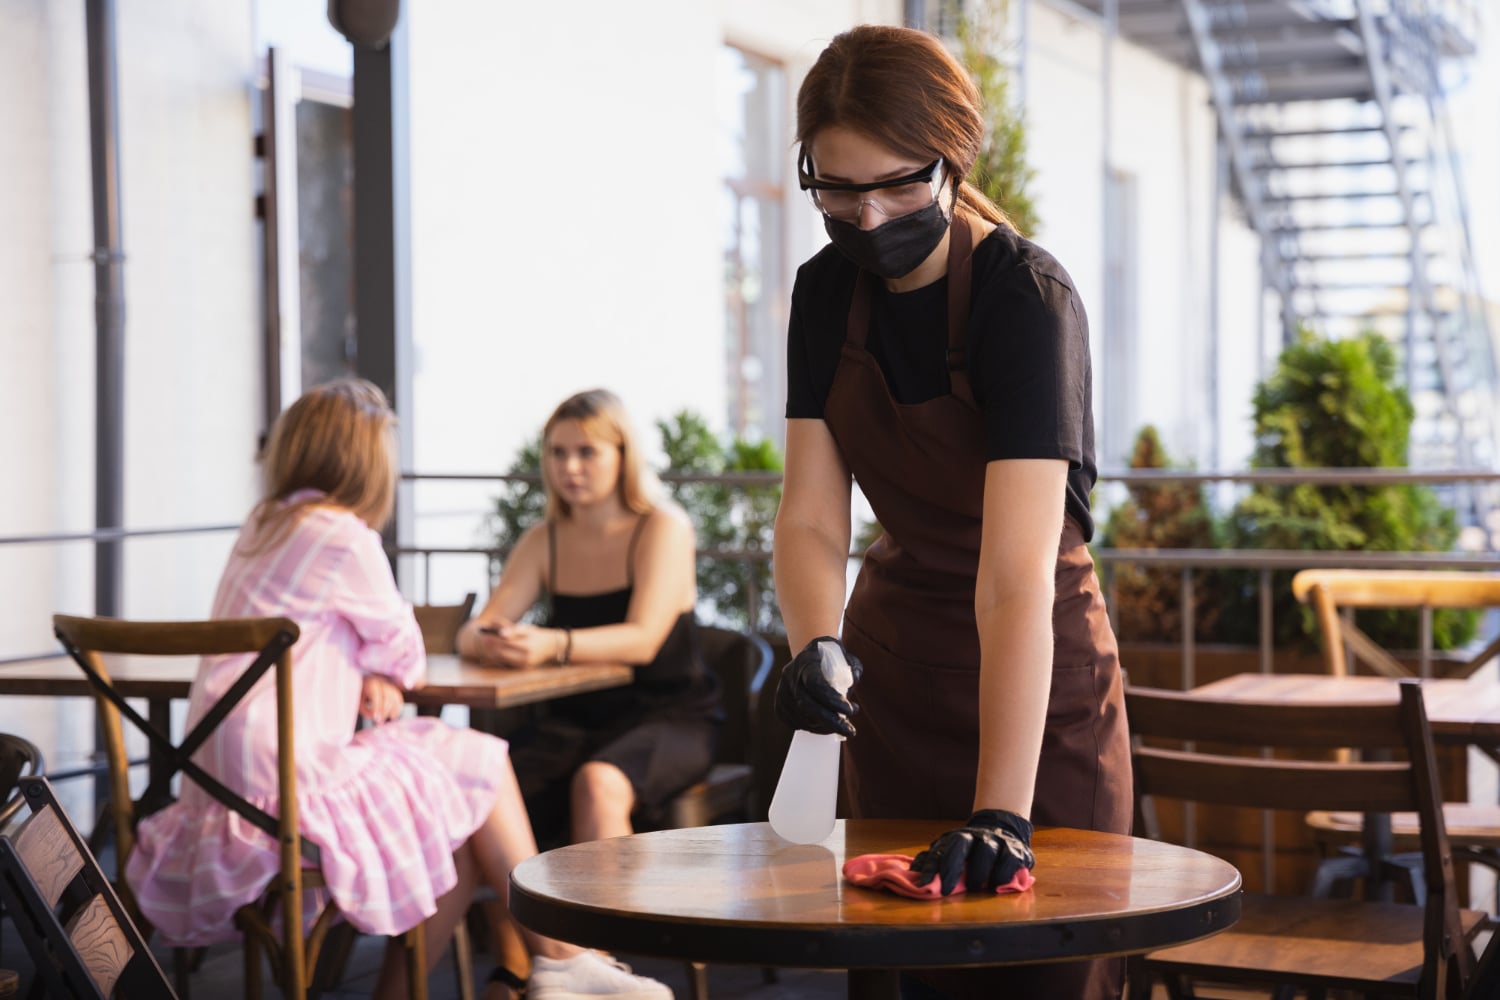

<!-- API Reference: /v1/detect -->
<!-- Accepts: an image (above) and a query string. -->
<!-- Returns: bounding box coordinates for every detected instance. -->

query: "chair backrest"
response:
[0,732,44,830]
[750,635,793,823]
[1292,569,1500,679]
[0,776,176,999]
[413,592,477,655]
[696,626,773,767]
[1126,681,1473,996]
[51,613,313,996]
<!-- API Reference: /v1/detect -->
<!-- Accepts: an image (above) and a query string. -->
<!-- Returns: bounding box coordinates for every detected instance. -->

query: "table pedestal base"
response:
[847,969,899,1000]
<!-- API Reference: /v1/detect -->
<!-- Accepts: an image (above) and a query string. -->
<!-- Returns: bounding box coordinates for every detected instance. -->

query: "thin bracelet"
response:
[558,627,573,666]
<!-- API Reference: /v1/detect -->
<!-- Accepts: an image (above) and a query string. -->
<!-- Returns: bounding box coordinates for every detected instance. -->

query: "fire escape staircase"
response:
[1071,0,1498,531]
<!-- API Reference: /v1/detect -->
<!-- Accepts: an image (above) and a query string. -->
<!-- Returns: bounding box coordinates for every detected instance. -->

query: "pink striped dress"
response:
[127,494,509,945]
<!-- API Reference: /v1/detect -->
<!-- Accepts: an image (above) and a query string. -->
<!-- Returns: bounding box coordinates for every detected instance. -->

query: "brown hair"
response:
[541,388,658,521]
[796,24,1012,228]
[246,377,398,552]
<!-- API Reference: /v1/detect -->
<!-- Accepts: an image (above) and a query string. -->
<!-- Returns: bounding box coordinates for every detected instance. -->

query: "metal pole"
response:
[86,0,125,619]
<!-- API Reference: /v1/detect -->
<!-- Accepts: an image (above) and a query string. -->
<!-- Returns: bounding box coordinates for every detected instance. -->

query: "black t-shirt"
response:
[785,225,1097,539]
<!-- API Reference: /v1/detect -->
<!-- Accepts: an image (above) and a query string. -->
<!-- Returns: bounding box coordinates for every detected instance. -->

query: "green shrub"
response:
[1098,426,1228,643]
[1217,329,1473,649]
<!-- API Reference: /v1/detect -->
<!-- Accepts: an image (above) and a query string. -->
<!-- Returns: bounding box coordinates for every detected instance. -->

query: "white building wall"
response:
[1,0,259,801]
[1025,0,1260,476]
[401,0,900,602]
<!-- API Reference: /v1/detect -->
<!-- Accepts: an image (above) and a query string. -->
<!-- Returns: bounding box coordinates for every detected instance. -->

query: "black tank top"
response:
[543,514,720,728]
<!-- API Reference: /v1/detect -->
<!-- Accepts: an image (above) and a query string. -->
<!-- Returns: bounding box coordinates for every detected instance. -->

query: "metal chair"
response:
[0,733,43,832]
[0,775,177,999]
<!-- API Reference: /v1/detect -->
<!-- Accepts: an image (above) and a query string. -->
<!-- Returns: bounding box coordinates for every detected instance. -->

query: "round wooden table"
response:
[510,819,1242,999]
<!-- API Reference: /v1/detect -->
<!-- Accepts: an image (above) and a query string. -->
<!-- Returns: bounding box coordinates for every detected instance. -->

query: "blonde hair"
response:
[542,389,658,521]
[246,377,398,552]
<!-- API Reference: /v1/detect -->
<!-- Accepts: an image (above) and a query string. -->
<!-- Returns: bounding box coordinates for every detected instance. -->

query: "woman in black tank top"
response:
[457,389,721,851]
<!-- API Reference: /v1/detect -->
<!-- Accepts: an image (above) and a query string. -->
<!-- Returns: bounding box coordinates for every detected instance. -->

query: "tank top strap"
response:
[546,521,558,599]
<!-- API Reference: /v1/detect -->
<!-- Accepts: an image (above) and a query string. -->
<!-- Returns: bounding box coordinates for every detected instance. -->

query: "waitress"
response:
[771,24,1132,1000]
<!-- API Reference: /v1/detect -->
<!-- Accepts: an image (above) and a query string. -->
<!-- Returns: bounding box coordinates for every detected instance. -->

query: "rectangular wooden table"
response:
[1191,672,1500,748]
[0,653,633,787]
[0,653,632,711]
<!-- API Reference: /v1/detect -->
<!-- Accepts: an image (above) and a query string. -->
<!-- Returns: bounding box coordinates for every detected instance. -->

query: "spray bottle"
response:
[768,639,854,844]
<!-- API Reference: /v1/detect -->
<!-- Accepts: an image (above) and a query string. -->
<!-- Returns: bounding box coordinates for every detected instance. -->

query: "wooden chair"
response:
[1125,681,1493,999]
[0,775,177,998]
[1292,569,1500,903]
[665,626,773,829]
[1292,569,1500,681]
[413,593,477,655]
[52,614,433,1000]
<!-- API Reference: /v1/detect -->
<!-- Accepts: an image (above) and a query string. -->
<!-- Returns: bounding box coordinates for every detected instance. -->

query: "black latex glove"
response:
[910,809,1035,896]
[773,635,863,738]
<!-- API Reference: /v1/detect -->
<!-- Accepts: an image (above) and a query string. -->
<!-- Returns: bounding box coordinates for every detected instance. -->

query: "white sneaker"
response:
[527,951,674,1000]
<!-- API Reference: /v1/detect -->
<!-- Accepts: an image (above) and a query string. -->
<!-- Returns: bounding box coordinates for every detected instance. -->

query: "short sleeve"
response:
[969,266,1091,467]
[785,249,857,421]
[335,524,426,689]
[785,285,823,419]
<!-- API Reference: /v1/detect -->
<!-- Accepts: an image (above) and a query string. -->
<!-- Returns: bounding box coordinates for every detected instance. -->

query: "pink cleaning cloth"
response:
[842,853,1036,899]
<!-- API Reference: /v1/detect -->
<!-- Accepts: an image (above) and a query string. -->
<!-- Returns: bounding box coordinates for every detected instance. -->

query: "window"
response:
[717,45,786,443]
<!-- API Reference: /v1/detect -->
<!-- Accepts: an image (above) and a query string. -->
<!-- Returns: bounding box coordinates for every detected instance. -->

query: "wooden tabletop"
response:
[0,653,632,711]
[509,820,1241,978]
[1191,672,1500,747]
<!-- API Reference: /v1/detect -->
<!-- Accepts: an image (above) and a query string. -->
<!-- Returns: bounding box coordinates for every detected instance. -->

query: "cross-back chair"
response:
[413,593,477,655]
[0,775,176,999]
[1125,680,1493,1000]
[52,613,432,1000]
[1292,569,1500,905]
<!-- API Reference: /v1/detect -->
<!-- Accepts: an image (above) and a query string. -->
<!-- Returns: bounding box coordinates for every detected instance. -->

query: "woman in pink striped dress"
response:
[127,379,671,1000]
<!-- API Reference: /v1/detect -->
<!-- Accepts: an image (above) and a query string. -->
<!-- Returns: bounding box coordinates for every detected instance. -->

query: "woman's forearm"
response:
[773,515,851,652]
[972,585,1054,818]
[563,619,674,666]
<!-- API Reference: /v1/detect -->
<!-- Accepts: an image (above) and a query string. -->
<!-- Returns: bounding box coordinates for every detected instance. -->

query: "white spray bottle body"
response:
[768,639,854,844]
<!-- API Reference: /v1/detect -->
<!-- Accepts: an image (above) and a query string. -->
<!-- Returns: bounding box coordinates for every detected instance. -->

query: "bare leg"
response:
[485,898,531,980]
[371,841,480,999]
[466,758,583,962]
[569,761,636,842]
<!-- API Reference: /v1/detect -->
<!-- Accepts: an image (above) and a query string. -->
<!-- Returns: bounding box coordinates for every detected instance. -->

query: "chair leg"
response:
[243,934,263,1000]
[683,961,709,1000]
[172,946,195,999]
[405,926,429,1000]
[1123,954,1152,1000]
[452,919,476,1000]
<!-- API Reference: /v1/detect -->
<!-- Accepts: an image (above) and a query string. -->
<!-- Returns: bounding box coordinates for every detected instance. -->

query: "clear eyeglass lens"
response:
[807,171,942,223]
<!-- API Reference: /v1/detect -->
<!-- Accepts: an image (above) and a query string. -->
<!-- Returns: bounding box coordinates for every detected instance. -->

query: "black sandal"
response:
[488,966,528,998]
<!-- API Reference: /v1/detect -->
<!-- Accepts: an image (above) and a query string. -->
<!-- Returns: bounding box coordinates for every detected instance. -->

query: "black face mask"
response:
[823,199,952,279]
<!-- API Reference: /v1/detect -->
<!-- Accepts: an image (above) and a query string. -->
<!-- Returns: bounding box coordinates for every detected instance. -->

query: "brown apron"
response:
[824,214,1133,1000]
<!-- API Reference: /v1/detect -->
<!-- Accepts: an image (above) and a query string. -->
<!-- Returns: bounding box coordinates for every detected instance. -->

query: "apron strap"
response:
[945,215,975,370]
